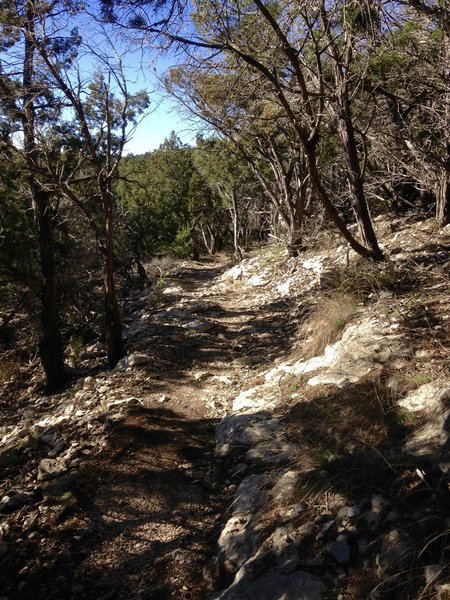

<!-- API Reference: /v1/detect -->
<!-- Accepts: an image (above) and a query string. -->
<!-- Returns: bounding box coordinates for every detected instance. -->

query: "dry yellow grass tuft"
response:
[0,357,18,386]
[300,293,360,358]
[387,370,431,396]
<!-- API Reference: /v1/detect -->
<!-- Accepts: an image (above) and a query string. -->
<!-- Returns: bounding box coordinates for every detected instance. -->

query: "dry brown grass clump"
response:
[387,370,431,396]
[147,256,178,279]
[300,293,360,359]
[0,357,19,387]
[326,260,399,295]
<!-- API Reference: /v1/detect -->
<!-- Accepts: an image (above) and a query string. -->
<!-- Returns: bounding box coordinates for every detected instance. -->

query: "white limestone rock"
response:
[248,274,268,287]
[284,318,404,388]
[397,382,450,413]
[222,265,244,281]
[217,514,255,574]
[232,387,277,414]
[301,257,326,273]
[216,570,327,600]
[215,414,281,459]
[277,280,292,295]
[398,382,450,461]
[86,342,104,355]
[162,285,183,295]
[270,470,302,504]
[184,320,215,333]
[212,375,233,385]
[82,376,96,390]
[231,475,268,516]
[37,458,67,481]
[245,442,293,466]
[115,352,152,370]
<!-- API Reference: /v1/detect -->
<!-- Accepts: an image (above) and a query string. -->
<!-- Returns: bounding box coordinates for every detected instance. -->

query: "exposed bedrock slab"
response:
[397,381,450,470]
[215,413,281,459]
[215,569,327,600]
[217,514,257,576]
[114,352,152,370]
[231,475,269,516]
[264,318,405,388]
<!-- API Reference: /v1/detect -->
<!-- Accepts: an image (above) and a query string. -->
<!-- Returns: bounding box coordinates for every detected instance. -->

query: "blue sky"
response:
[0,3,203,154]
[95,46,202,154]
[124,96,200,154]
[77,8,206,154]
[99,22,206,154]
[121,51,202,154]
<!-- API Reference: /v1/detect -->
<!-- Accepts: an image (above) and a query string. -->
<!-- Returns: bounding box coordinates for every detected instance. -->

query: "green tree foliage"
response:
[193,136,265,259]
[186,167,228,256]
[117,133,192,261]
[364,6,449,222]
[104,0,450,243]
[0,152,38,297]
[117,133,230,264]
[0,0,149,382]
[1,0,449,393]
[106,0,387,259]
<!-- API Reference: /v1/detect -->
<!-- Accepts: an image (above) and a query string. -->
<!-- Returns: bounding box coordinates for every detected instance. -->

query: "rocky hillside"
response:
[1,214,449,599]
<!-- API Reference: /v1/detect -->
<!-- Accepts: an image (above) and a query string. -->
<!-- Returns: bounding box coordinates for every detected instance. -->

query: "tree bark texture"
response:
[103,192,125,367]
[335,111,384,259]
[303,141,383,261]
[23,2,66,391]
[436,28,450,227]
[230,191,242,261]
[201,224,218,255]
[34,189,67,392]
[436,142,450,227]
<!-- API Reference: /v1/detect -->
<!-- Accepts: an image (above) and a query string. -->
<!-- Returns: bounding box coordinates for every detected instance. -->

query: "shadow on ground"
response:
[2,406,229,600]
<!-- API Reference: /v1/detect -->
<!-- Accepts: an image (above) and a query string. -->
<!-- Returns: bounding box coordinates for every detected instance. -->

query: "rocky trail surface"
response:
[0,257,298,600]
[1,215,450,600]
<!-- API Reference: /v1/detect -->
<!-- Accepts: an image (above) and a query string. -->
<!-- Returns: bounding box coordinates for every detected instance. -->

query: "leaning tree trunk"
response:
[190,230,200,260]
[229,191,242,261]
[102,192,125,368]
[286,224,303,257]
[319,9,383,260]
[303,140,383,261]
[437,146,450,227]
[335,108,384,261]
[274,190,304,257]
[286,170,308,257]
[280,203,302,257]
[201,224,218,255]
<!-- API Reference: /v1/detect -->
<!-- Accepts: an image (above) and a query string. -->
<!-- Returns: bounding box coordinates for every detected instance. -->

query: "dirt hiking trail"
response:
[3,219,450,600]
[3,257,296,600]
